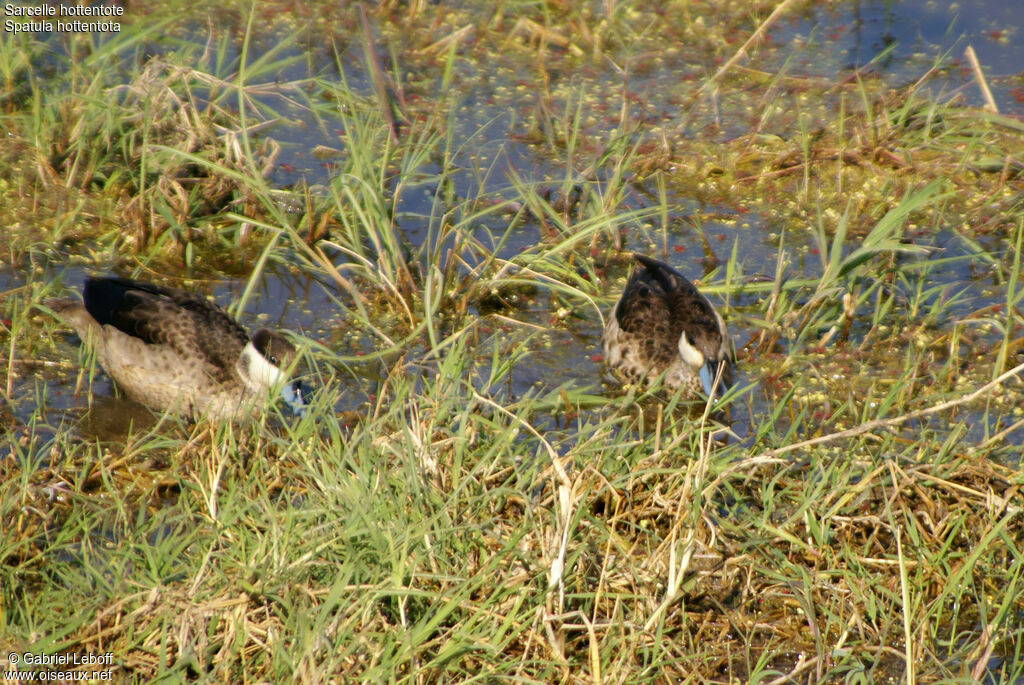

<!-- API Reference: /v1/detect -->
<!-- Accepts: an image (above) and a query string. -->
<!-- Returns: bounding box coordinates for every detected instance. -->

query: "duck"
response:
[46,276,306,420]
[602,254,733,398]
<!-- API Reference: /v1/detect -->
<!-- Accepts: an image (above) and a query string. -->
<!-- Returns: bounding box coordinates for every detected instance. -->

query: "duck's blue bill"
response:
[280,380,308,417]
[699,361,719,398]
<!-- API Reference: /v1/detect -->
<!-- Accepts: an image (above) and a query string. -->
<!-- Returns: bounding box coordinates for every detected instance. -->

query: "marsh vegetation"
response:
[2,0,1024,682]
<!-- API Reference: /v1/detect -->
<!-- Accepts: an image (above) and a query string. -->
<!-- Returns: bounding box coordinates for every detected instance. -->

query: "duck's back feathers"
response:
[47,276,302,420]
[611,263,679,372]
[629,255,728,365]
[82,277,249,385]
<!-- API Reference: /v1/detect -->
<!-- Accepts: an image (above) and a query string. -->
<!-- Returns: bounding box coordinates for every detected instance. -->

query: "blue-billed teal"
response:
[47,277,305,420]
[603,254,733,398]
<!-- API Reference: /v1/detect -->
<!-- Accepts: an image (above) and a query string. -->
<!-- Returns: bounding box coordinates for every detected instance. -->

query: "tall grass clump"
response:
[1,15,312,265]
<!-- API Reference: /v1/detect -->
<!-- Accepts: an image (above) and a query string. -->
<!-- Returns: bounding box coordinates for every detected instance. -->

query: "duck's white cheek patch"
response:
[677,332,705,369]
[242,342,285,389]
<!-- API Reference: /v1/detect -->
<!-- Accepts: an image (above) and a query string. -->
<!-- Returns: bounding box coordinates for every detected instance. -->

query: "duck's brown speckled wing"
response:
[612,263,679,371]
[83,277,249,384]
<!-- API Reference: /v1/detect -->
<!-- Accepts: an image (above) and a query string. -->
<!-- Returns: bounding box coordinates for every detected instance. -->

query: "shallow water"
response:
[12,206,1019,455]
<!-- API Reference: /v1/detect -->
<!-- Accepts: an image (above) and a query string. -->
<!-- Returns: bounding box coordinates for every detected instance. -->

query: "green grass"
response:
[3,1,1024,683]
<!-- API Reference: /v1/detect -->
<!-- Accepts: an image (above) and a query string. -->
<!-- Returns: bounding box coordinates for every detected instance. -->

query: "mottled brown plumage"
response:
[603,254,733,397]
[47,277,304,420]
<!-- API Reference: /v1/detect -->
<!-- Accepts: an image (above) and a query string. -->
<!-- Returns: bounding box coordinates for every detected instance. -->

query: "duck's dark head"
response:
[241,328,307,416]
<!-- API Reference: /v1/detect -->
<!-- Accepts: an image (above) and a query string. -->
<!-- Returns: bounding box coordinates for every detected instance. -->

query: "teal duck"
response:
[47,277,305,420]
[603,254,733,398]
